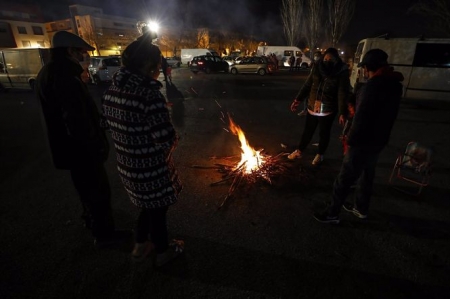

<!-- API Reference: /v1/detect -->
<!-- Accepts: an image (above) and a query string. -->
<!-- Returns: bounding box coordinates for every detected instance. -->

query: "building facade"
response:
[0,4,49,49]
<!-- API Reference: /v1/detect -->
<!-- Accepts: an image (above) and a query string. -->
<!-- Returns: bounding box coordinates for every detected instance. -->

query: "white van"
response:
[350,37,450,100]
[256,46,311,68]
[180,49,219,66]
[0,48,50,90]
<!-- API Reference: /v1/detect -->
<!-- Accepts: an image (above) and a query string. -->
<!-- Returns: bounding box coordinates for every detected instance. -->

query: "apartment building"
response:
[0,4,50,48]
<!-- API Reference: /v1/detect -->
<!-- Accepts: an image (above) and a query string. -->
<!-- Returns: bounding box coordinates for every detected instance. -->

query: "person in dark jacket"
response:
[313,49,404,224]
[35,31,130,247]
[289,48,350,165]
[102,34,184,266]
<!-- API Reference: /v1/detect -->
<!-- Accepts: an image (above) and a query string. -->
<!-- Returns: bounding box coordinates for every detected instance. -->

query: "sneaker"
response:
[312,154,324,165]
[94,230,133,249]
[131,241,154,262]
[288,149,302,160]
[155,239,184,267]
[313,211,340,224]
[343,202,368,219]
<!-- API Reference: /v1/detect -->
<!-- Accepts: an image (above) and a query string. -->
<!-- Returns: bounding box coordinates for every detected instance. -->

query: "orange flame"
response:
[229,116,266,173]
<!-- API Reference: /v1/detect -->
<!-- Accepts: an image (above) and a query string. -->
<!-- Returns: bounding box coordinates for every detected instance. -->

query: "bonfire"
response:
[193,114,291,208]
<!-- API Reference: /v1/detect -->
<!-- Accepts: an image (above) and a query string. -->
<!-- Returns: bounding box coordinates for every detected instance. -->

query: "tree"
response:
[407,0,450,36]
[280,0,304,46]
[304,0,324,57]
[326,0,356,47]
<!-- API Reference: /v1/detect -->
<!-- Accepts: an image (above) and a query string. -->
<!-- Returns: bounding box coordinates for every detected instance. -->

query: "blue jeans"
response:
[328,145,384,216]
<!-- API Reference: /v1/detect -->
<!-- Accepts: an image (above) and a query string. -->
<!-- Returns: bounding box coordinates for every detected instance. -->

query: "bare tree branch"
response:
[407,0,450,36]
[327,0,356,47]
[280,0,304,46]
[304,0,324,56]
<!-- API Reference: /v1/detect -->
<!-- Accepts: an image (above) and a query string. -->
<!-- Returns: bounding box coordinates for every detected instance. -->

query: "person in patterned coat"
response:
[102,34,183,266]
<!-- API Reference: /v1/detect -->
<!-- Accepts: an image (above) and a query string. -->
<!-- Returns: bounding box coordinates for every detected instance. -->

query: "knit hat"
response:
[52,31,95,51]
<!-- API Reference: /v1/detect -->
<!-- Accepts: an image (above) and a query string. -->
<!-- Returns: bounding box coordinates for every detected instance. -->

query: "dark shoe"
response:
[343,202,368,219]
[131,241,154,262]
[155,239,184,267]
[313,211,340,224]
[94,230,133,249]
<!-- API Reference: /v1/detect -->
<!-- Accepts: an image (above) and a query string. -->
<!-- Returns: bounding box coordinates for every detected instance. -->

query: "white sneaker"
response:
[312,154,324,165]
[288,149,302,160]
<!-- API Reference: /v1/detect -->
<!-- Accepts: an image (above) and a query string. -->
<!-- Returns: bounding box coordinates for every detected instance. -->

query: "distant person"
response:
[35,31,131,248]
[166,65,172,83]
[313,49,404,223]
[161,56,168,82]
[288,48,350,165]
[295,56,302,71]
[102,34,184,266]
[289,54,295,71]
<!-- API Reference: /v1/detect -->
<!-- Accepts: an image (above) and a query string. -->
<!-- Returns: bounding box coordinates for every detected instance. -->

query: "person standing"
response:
[289,54,296,71]
[313,49,404,223]
[161,56,168,82]
[289,48,349,165]
[35,31,131,247]
[102,34,184,266]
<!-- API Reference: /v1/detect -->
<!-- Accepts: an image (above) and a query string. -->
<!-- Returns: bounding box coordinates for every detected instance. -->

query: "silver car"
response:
[88,56,121,84]
[229,56,275,76]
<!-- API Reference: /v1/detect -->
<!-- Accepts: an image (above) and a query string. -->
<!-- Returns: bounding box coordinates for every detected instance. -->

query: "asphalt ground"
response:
[1,67,449,299]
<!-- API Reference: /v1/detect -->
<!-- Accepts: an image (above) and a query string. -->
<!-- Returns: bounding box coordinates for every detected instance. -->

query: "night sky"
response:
[6,0,436,47]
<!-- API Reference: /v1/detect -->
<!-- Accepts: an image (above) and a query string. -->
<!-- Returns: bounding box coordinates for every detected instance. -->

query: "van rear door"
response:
[0,51,13,89]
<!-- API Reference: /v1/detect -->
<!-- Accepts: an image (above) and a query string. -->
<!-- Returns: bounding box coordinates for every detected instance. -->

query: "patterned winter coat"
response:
[102,68,182,209]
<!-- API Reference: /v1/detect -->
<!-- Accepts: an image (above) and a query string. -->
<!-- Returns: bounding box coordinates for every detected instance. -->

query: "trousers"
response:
[70,160,114,238]
[328,145,384,216]
[136,206,169,254]
[298,112,336,154]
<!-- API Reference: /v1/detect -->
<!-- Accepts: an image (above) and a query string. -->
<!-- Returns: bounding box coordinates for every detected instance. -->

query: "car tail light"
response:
[198,61,204,65]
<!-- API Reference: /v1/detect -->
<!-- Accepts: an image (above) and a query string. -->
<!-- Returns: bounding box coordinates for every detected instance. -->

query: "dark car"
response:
[189,55,229,74]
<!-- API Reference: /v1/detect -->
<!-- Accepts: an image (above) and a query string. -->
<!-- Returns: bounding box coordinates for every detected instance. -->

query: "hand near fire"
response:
[290,99,300,112]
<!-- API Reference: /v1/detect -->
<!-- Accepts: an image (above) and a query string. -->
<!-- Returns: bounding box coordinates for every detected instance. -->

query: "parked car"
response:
[234,56,245,64]
[166,56,181,67]
[88,56,121,84]
[229,56,275,76]
[189,55,229,74]
[222,56,235,66]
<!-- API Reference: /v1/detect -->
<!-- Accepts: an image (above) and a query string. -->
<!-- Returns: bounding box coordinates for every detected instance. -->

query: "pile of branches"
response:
[192,152,306,208]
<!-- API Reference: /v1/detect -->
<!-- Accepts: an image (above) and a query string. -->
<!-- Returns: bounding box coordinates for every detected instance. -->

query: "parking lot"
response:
[1,67,449,299]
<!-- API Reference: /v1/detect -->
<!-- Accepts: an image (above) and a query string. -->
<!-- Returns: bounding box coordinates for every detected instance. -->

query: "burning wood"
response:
[192,115,297,209]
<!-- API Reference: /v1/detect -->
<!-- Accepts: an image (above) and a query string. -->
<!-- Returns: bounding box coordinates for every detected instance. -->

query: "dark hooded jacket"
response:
[347,66,404,147]
[295,58,350,116]
[35,54,109,169]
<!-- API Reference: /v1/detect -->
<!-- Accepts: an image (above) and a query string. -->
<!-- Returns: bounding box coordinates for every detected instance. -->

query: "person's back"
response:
[348,67,403,148]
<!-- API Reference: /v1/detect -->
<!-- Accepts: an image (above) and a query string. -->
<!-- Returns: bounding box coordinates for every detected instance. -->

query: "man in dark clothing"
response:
[35,31,131,247]
[314,49,404,224]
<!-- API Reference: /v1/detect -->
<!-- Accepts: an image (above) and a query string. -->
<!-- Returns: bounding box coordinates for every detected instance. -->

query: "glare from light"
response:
[147,21,159,32]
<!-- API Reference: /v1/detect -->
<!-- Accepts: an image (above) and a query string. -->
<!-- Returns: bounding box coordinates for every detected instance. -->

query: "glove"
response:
[290,99,300,112]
